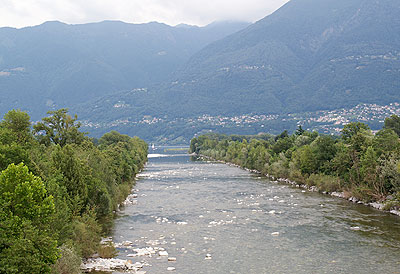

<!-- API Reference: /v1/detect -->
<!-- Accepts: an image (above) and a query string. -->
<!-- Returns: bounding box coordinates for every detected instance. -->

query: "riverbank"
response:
[0,109,149,274]
[80,173,146,273]
[196,154,400,217]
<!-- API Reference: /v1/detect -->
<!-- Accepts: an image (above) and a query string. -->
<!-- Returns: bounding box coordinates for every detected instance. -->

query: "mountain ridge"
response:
[0,19,250,119]
[75,0,400,142]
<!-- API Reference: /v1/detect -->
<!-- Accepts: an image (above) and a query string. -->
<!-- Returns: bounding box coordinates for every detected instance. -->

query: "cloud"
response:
[0,0,289,28]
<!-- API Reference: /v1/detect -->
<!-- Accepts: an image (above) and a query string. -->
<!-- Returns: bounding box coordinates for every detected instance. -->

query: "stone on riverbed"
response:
[123,241,133,246]
[331,192,345,198]
[168,257,177,261]
[124,193,138,206]
[349,197,359,203]
[81,258,145,272]
[390,210,400,216]
[123,247,156,257]
[177,221,188,225]
[369,202,385,210]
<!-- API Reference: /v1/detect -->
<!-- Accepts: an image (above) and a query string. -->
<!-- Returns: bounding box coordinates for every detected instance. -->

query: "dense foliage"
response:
[0,109,147,273]
[190,117,400,204]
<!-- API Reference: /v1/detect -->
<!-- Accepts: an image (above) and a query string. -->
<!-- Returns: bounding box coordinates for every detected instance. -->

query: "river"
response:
[109,147,400,274]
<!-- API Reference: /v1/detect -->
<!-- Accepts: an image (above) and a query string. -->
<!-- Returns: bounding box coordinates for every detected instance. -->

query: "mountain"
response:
[164,0,400,115]
[0,20,250,119]
[75,0,400,143]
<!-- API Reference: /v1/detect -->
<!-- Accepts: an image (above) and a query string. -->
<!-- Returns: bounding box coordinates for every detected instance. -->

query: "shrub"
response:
[98,242,118,259]
[71,211,101,258]
[52,244,81,274]
[306,173,342,193]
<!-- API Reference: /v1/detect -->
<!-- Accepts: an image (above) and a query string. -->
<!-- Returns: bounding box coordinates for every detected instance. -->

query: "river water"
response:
[110,147,400,274]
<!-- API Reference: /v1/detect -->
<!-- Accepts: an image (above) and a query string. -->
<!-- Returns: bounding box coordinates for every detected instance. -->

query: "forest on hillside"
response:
[0,109,148,273]
[190,115,400,207]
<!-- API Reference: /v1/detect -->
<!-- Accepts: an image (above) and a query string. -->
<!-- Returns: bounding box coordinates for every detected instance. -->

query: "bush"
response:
[306,173,342,193]
[71,212,101,258]
[98,242,118,259]
[52,244,81,274]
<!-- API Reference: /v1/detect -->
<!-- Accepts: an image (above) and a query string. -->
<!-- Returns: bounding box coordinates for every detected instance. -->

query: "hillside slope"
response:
[0,20,249,119]
[75,0,400,142]
[163,0,400,115]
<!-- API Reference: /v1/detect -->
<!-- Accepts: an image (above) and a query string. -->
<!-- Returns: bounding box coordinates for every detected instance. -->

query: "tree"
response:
[275,130,289,141]
[99,131,130,147]
[0,142,30,172]
[33,109,86,147]
[384,114,400,137]
[330,143,352,182]
[295,125,305,136]
[1,110,32,145]
[0,164,58,274]
[378,155,400,193]
[51,145,89,213]
[311,135,337,173]
[373,128,399,156]
[0,110,33,171]
[293,145,317,174]
[342,122,370,142]
[360,146,378,183]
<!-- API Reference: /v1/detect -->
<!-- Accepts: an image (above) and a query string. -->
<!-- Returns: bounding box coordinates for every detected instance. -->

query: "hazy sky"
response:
[0,0,289,28]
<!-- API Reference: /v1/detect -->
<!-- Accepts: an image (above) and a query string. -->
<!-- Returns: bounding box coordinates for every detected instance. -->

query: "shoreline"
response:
[81,168,147,273]
[196,154,400,217]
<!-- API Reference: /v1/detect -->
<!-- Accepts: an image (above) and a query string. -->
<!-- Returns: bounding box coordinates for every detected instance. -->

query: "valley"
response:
[79,102,400,144]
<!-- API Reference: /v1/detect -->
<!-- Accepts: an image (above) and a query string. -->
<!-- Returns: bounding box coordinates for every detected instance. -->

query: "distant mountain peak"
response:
[39,20,68,27]
[205,20,251,28]
[175,23,199,29]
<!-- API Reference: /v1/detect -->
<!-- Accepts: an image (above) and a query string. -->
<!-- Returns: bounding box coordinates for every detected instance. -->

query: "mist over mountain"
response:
[0,20,249,119]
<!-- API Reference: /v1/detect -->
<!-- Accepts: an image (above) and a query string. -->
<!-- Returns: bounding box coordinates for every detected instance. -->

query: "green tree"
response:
[275,130,289,141]
[0,164,58,274]
[51,145,89,214]
[98,130,131,147]
[0,110,33,171]
[1,110,32,145]
[378,155,400,193]
[293,145,317,174]
[0,141,30,172]
[272,137,293,155]
[373,128,399,156]
[295,125,305,136]
[384,114,400,137]
[342,122,370,143]
[310,135,337,173]
[330,143,352,182]
[360,146,378,183]
[33,109,85,147]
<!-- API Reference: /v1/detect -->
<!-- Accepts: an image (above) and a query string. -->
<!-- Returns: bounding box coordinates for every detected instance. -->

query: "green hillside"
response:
[0,20,249,119]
